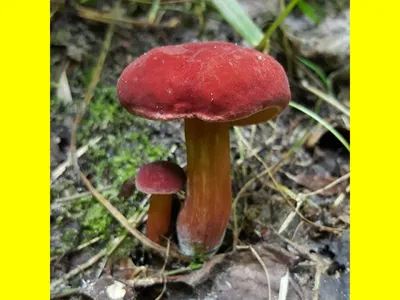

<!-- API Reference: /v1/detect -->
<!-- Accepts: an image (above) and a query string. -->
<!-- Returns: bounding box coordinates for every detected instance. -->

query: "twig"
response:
[232,168,271,249]
[50,201,148,291]
[278,270,290,300]
[69,2,119,169]
[312,263,325,300]
[72,0,180,29]
[53,185,113,203]
[264,180,343,233]
[51,136,102,184]
[301,80,350,117]
[278,199,304,235]
[50,287,81,299]
[154,275,167,300]
[232,128,342,249]
[161,239,171,273]
[238,128,343,232]
[272,228,333,270]
[50,236,122,290]
[79,172,188,261]
[237,245,272,300]
[153,238,171,299]
[332,193,346,208]
[50,236,103,262]
[302,173,350,197]
[125,265,200,288]
[50,0,64,21]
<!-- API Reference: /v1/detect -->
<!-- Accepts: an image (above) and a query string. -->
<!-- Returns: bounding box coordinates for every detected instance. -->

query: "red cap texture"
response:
[117,41,290,123]
[135,161,186,195]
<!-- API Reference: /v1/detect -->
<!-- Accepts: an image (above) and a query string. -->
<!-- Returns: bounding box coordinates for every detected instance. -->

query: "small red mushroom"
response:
[117,41,290,256]
[135,161,186,245]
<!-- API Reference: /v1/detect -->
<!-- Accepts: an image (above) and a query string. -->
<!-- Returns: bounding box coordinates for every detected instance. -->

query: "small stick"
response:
[263,180,343,233]
[160,239,171,273]
[237,245,272,300]
[50,238,121,290]
[50,202,148,291]
[69,1,119,169]
[238,127,343,233]
[50,235,103,262]
[312,263,325,300]
[51,136,101,184]
[125,266,200,288]
[72,0,180,29]
[53,185,113,203]
[232,128,343,249]
[301,80,350,117]
[51,287,81,299]
[154,275,167,300]
[302,173,350,197]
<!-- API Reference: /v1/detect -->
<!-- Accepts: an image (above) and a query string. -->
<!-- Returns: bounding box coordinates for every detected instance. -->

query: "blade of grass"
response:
[301,80,350,117]
[147,0,161,24]
[297,0,324,24]
[297,56,329,89]
[256,0,301,52]
[210,0,263,47]
[289,101,349,151]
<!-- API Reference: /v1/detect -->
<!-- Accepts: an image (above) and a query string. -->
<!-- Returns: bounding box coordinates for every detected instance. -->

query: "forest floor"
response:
[50,1,350,299]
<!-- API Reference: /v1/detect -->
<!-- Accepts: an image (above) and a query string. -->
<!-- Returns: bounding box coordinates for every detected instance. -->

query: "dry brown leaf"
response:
[286,173,347,196]
[118,177,136,199]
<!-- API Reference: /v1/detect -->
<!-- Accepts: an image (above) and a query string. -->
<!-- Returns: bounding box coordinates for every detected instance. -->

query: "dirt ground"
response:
[50,1,350,299]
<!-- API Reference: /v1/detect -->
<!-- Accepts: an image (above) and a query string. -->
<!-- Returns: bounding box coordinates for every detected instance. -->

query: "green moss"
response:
[51,75,169,251]
[82,203,114,237]
[61,229,78,243]
[110,236,138,260]
[77,85,168,186]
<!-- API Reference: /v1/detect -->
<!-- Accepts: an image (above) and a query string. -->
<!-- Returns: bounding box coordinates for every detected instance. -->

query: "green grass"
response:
[210,0,263,46]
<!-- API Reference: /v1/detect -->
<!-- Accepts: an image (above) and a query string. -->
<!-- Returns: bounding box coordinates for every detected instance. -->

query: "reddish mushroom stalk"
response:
[146,194,173,244]
[177,119,231,255]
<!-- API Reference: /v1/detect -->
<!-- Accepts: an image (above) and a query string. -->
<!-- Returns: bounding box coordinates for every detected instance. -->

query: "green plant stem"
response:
[256,0,301,52]
[289,101,350,151]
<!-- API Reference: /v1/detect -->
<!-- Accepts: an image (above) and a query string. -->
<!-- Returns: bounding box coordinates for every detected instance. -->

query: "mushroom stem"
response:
[146,194,172,244]
[177,118,232,256]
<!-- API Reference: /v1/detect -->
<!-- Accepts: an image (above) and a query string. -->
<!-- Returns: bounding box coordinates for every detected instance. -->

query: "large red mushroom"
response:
[117,41,291,256]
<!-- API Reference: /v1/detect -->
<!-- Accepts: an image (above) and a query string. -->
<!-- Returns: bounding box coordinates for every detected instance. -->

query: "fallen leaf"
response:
[286,173,347,196]
[118,177,136,199]
[56,69,73,104]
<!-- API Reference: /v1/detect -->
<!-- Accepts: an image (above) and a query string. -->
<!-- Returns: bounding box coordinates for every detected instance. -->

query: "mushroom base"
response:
[178,230,226,258]
[177,119,232,256]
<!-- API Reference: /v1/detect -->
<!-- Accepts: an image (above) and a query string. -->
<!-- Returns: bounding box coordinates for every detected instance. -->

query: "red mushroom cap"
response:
[135,161,186,195]
[117,41,290,124]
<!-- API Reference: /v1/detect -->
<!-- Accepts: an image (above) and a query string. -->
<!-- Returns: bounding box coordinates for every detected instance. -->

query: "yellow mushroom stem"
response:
[146,194,173,244]
[177,118,232,256]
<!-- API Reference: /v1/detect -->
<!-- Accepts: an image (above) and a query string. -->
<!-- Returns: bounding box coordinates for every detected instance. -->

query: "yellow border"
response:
[351,0,400,298]
[0,2,49,299]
